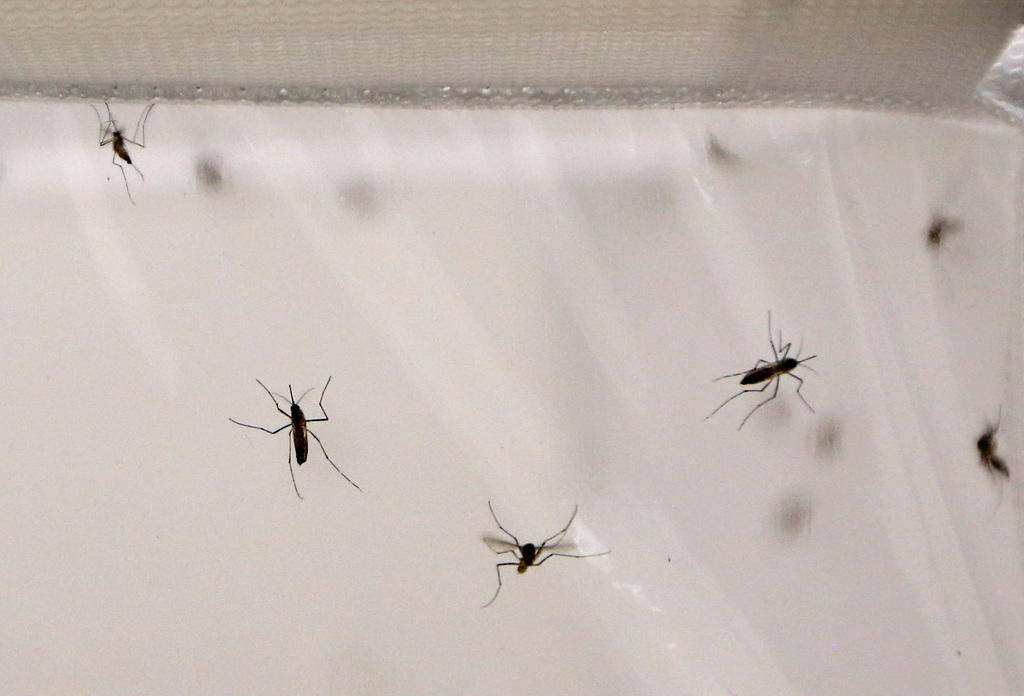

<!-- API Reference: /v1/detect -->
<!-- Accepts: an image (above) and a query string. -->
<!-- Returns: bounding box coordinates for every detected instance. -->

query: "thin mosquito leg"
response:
[712,359,771,382]
[704,381,774,421]
[130,103,154,146]
[488,547,520,557]
[317,376,332,416]
[229,418,290,434]
[129,162,145,181]
[255,379,290,418]
[487,501,521,546]
[535,549,611,566]
[988,481,1005,521]
[767,312,778,361]
[306,376,333,422]
[111,157,135,205]
[483,562,519,607]
[738,377,781,430]
[307,429,361,491]
[287,438,303,500]
[90,103,108,143]
[788,373,815,413]
[539,506,578,548]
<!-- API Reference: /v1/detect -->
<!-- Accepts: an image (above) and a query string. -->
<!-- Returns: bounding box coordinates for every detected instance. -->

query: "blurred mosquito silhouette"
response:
[705,312,817,429]
[482,501,609,607]
[90,101,154,204]
[926,216,960,250]
[977,408,1008,479]
[230,376,360,499]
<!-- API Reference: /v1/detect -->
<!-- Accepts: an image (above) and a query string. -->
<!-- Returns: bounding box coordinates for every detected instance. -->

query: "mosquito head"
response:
[779,357,798,372]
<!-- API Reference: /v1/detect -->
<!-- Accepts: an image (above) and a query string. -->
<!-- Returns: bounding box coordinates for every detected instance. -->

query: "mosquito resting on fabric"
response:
[704,312,818,430]
[230,376,361,499]
[977,408,1008,479]
[481,501,609,607]
[90,101,154,204]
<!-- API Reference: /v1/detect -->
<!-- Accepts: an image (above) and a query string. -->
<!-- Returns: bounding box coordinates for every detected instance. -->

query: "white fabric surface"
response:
[0,101,1022,694]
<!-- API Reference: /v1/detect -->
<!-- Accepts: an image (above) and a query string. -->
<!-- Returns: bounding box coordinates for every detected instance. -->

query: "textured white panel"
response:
[0,1,1020,110]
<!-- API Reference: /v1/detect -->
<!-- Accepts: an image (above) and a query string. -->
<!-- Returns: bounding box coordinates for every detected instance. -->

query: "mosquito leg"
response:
[738,377,781,430]
[308,429,361,491]
[111,157,135,205]
[229,418,290,434]
[130,103,154,147]
[487,501,522,546]
[483,562,518,607]
[90,103,107,143]
[712,359,771,382]
[788,373,815,413]
[539,506,578,549]
[767,312,779,361]
[255,379,291,418]
[306,376,333,422]
[535,549,611,566]
[288,437,303,500]
[705,381,774,421]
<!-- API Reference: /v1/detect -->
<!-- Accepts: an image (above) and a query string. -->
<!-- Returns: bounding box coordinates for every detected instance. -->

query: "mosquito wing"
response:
[482,537,519,553]
[538,542,580,554]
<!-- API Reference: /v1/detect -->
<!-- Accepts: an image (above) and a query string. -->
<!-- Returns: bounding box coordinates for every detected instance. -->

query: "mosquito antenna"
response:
[797,354,818,373]
[294,386,316,405]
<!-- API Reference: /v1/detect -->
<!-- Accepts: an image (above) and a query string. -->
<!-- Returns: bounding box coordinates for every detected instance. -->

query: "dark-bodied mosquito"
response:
[230,376,360,498]
[705,312,817,430]
[90,101,155,204]
[926,216,960,250]
[977,409,1008,479]
[482,501,609,607]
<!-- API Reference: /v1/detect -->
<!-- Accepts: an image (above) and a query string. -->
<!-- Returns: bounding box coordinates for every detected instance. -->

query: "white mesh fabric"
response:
[0,0,1020,111]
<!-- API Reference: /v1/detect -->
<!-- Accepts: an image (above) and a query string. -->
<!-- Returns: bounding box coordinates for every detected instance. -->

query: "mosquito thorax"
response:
[290,403,304,420]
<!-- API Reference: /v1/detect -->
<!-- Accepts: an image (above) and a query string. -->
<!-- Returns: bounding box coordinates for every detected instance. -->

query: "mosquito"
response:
[482,501,609,607]
[230,376,360,499]
[977,409,1008,479]
[926,216,960,249]
[90,101,155,204]
[705,312,817,430]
